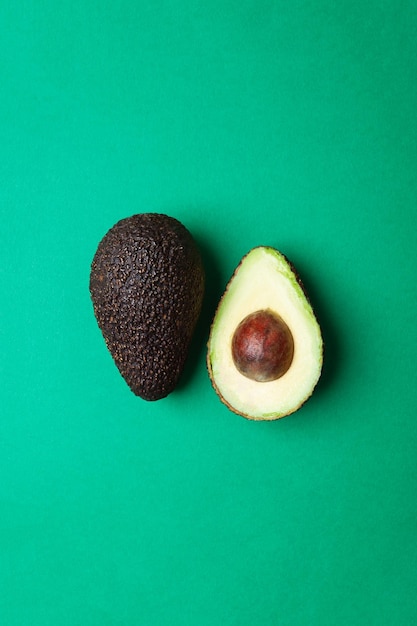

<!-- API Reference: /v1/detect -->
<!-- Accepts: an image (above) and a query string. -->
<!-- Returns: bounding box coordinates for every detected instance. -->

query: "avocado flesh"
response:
[207,247,323,420]
[90,213,204,401]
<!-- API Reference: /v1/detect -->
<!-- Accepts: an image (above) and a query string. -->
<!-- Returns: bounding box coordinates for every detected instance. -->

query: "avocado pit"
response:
[231,309,294,382]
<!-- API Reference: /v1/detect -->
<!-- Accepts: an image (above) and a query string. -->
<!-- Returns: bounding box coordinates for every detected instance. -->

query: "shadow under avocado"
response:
[177,240,340,409]
[176,234,225,393]
[283,249,341,396]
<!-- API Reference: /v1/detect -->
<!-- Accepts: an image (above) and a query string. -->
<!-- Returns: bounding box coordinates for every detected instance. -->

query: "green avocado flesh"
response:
[207,247,323,420]
[90,213,204,401]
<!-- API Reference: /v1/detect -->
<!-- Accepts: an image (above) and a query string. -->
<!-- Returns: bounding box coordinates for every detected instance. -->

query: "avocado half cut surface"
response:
[207,247,323,420]
[90,213,204,401]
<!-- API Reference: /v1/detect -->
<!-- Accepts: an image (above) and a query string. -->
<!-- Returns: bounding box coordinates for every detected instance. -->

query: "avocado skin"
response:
[90,213,204,400]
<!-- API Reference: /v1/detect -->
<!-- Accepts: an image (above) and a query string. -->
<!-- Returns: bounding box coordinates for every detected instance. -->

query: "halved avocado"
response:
[207,247,323,420]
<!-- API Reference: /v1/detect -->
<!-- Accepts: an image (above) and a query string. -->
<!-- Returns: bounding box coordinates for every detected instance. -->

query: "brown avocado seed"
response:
[231,309,294,382]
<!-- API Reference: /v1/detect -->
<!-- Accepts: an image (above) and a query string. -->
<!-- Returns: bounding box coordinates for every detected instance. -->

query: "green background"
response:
[1,2,417,624]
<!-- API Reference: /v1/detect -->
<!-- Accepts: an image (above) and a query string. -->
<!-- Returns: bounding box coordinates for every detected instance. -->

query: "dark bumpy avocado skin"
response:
[90,214,204,400]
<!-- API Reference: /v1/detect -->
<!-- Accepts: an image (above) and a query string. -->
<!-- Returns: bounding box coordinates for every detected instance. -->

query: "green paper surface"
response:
[1,2,417,624]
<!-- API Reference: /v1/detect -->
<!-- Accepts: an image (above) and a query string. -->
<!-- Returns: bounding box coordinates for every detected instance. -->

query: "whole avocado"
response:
[90,213,204,400]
